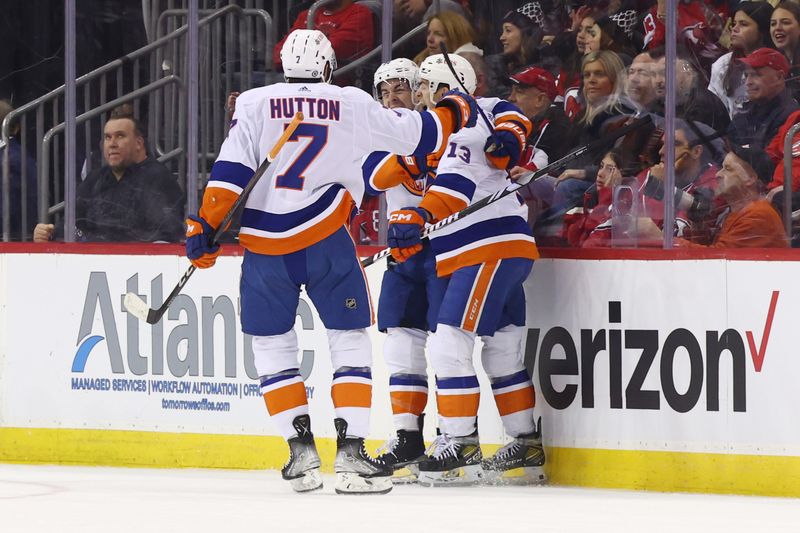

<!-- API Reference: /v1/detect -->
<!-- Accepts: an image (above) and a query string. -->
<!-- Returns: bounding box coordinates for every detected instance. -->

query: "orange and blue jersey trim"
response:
[430,216,539,276]
[260,371,308,415]
[420,172,475,221]
[460,260,498,332]
[238,185,354,255]
[331,368,373,409]
[436,375,480,418]
[201,160,255,227]
[490,370,535,416]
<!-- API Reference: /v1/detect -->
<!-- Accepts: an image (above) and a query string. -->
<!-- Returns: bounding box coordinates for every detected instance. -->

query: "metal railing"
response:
[782,122,800,239]
[1,3,272,241]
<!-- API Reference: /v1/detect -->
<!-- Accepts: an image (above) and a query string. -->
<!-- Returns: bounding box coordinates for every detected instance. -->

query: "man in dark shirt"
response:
[728,47,799,150]
[33,110,184,242]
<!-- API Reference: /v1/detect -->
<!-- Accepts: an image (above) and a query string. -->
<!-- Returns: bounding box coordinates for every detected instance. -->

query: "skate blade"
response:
[417,464,485,487]
[288,468,323,493]
[483,465,547,486]
[334,472,393,495]
[391,463,420,484]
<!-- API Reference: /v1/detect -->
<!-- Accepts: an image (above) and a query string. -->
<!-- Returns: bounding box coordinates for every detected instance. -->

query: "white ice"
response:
[1,464,799,533]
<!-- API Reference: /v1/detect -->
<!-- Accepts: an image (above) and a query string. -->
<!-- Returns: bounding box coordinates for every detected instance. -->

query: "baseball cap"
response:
[739,47,790,76]
[730,144,775,185]
[509,66,558,100]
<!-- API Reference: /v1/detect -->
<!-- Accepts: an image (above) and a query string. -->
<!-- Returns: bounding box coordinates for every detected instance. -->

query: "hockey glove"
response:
[185,215,222,268]
[387,207,429,262]
[485,121,527,170]
[436,90,478,131]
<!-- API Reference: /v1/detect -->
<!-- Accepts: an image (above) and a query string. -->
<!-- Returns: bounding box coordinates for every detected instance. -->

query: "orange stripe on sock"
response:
[263,382,308,415]
[461,261,497,332]
[436,393,480,418]
[331,383,372,408]
[390,391,428,416]
[493,386,535,416]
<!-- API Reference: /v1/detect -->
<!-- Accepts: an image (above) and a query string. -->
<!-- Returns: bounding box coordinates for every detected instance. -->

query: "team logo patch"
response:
[345,298,357,310]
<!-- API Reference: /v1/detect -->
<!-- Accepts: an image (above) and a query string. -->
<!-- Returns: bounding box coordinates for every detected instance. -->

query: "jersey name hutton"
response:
[269,97,341,121]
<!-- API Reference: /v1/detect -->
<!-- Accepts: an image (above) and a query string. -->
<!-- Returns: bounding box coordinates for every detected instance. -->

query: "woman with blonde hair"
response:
[413,11,480,65]
[579,49,630,126]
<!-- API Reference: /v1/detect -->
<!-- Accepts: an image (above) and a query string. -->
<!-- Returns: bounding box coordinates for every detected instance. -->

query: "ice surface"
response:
[1,464,798,533]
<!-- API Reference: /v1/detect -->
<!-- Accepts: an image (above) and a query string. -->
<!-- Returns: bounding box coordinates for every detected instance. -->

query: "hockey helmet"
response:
[373,58,420,99]
[418,53,477,102]
[280,29,338,83]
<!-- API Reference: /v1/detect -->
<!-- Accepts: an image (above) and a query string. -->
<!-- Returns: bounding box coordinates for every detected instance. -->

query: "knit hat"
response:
[730,144,776,185]
[503,2,543,30]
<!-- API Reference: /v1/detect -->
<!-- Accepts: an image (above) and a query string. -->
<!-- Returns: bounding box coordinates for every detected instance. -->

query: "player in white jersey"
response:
[184,29,478,495]
[361,58,446,481]
[387,89,546,486]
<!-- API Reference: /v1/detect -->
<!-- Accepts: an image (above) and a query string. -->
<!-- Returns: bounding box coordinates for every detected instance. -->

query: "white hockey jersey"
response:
[419,98,539,276]
[201,82,452,255]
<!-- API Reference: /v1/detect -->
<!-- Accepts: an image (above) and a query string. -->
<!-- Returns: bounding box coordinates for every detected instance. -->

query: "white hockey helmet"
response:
[279,29,338,82]
[373,58,420,99]
[418,53,477,101]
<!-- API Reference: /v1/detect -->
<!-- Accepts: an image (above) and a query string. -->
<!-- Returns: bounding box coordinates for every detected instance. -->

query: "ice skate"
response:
[483,418,546,485]
[333,418,393,494]
[281,414,323,493]
[416,431,484,487]
[375,415,426,483]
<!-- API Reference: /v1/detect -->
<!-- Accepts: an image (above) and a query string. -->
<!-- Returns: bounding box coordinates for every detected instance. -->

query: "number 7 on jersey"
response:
[275,123,329,190]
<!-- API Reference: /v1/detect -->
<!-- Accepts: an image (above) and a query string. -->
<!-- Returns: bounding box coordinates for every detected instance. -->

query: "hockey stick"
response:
[438,42,496,140]
[360,114,652,268]
[124,111,305,324]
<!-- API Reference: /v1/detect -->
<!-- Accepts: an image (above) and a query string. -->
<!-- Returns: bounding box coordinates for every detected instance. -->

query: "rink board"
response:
[1,248,799,496]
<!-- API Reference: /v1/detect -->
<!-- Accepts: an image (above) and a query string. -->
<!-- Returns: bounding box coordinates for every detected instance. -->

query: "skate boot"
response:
[417,431,484,487]
[483,417,546,485]
[281,414,323,493]
[375,415,426,483]
[333,418,393,494]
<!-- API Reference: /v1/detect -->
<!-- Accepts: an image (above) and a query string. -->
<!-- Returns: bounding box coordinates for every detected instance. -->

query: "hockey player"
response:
[387,73,546,486]
[362,58,446,481]
[184,29,477,495]
[367,54,542,485]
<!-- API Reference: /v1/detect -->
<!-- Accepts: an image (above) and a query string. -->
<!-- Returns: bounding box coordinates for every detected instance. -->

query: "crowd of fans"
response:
[5,0,800,249]
[336,0,800,249]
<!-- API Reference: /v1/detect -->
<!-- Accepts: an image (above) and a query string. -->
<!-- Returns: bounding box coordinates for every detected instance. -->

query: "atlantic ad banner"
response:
[1,252,799,456]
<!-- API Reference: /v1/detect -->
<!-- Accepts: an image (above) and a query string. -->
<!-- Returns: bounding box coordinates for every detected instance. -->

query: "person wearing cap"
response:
[638,145,788,248]
[507,66,571,219]
[728,47,799,150]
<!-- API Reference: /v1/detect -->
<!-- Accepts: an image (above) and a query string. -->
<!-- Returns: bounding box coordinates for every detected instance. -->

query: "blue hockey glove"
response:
[436,90,478,131]
[485,121,527,170]
[185,214,221,268]
[387,207,429,262]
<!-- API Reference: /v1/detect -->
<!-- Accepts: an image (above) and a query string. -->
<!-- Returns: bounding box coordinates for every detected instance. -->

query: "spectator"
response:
[563,148,634,247]
[636,119,722,238]
[534,51,635,240]
[393,0,469,37]
[33,106,184,242]
[651,54,731,131]
[486,4,545,99]
[709,1,774,118]
[273,1,374,72]
[770,1,800,100]
[507,66,571,217]
[640,146,788,248]
[641,0,728,51]
[413,10,480,65]
[0,99,37,241]
[625,51,658,113]
[728,47,798,150]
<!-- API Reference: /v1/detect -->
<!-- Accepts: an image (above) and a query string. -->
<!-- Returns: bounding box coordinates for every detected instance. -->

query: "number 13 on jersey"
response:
[275,123,329,190]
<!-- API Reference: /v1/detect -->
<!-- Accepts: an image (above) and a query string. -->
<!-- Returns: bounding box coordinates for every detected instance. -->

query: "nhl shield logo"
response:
[345,298,357,310]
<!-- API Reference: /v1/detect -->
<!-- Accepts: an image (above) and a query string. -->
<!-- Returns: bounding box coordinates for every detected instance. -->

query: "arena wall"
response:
[1,245,798,497]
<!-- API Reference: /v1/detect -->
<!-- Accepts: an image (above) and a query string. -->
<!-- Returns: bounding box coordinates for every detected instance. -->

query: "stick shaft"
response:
[142,112,304,324]
[360,114,652,268]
